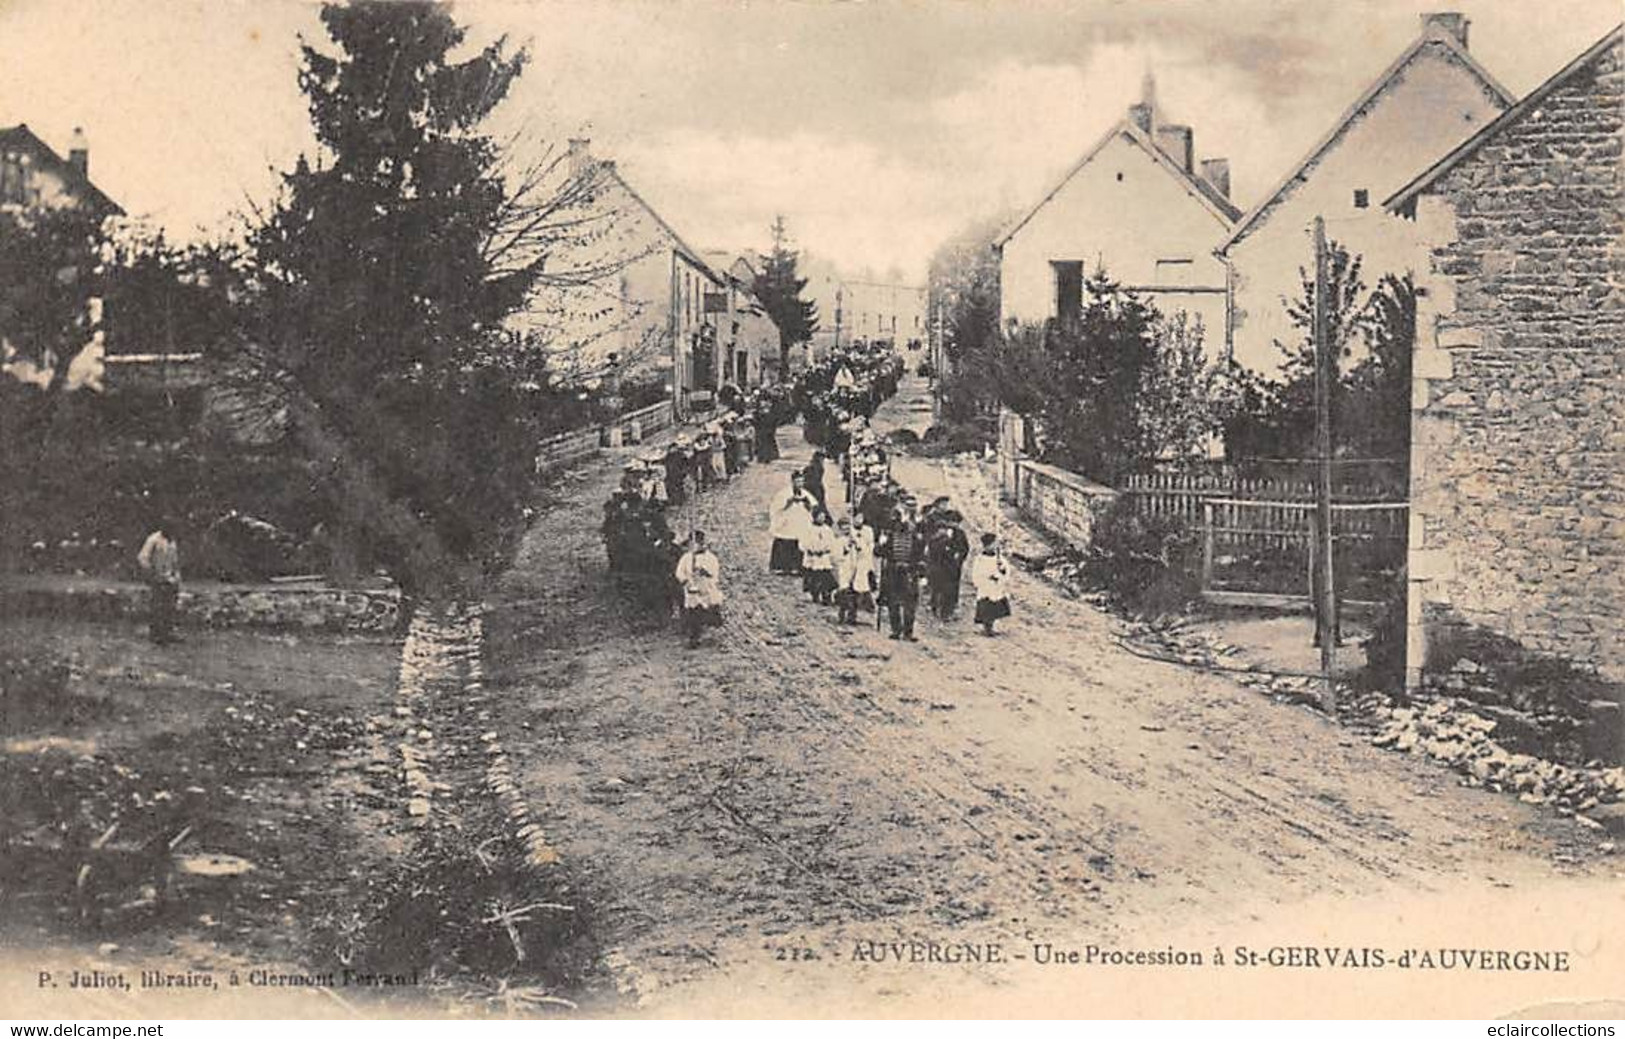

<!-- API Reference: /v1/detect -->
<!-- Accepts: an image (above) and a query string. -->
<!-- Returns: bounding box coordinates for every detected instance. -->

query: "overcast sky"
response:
[2,0,1617,281]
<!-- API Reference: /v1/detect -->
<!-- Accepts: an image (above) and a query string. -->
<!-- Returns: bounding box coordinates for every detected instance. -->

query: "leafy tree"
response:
[960,270,1239,482]
[0,207,106,413]
[0,210,249,566]
[926,212,1006,426]
[751,215,818,377]
[971,271,1160,484]
[100,224,253,360]
[1043,270,1161,483]
[1137,312,1238,468]
[1349,272,1415,468]
[1242,239,1366,458]
[0,207,110,570]
[1225,238,1414,469]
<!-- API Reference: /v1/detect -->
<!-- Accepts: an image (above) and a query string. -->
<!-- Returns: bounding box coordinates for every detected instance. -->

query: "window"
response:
[1052,261,1083,324]
[1353,189,1370,209]
[0,150,29,206]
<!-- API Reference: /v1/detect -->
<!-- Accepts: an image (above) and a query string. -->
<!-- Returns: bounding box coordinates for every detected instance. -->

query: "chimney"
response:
[67,126,89,177]
[1156,124,1194,174]
[1199,158,1231,199]
[567,137,592,178]
[1421,12,1470,49]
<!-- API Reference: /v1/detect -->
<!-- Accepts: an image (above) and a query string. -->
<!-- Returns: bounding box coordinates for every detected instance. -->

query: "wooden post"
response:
[1202,501,1215,594]
[1312,217,1337,711]
[1306,511,1317,602]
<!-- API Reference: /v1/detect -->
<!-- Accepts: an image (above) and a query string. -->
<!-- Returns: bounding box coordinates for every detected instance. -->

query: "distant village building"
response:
[996,73,1239,361]
[0,124,121,218]
[803,255,928,363]
[1218,12,1513,374]
[1385,25,1624,687]
[702,250,780,392]
[842,278,927,353]
[802,254,846,365]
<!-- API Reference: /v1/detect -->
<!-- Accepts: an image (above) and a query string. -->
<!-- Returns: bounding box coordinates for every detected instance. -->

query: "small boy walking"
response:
[970,532,1011,637]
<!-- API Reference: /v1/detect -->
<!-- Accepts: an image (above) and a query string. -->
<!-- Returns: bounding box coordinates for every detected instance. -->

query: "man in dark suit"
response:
[878,496,925,641]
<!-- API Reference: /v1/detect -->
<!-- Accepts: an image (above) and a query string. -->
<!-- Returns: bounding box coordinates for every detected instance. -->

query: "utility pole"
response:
[1312,216,1337,712]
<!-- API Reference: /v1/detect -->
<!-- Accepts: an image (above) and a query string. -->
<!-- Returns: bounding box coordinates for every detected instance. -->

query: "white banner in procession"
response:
[3,1023,1620,1039]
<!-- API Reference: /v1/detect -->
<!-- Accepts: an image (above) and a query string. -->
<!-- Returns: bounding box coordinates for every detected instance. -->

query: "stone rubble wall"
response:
[1404,37,1624,685]
[533,398,677,475]
[1003,458,1119,552]
[0,578,401,634]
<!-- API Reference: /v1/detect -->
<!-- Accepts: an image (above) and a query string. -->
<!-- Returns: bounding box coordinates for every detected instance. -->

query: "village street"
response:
[484,375,1615,1017]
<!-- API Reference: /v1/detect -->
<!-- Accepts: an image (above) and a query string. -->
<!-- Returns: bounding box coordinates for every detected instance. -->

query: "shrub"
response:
[1360,583,1408,696]
[1081,497,1202,617]
[918,420,991,457]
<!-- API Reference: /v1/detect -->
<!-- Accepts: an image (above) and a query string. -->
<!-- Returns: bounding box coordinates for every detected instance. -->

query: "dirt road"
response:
[483,377,1619,1017]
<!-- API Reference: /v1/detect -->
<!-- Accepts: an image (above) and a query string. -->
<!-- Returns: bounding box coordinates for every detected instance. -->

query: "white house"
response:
[514,139,724,413]
[996,76,1240,360]
[1216,12,1514,374]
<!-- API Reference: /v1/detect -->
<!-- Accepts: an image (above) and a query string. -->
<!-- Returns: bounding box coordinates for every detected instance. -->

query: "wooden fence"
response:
[1124,469,1404,518]
[1122,470,1408,605]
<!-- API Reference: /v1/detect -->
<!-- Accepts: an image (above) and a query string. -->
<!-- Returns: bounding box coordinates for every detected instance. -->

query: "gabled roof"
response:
[996,119,1241,249]
[701,249,773,302]
[0,124,123,217]
[1217,28,1514,254]
[599,162,723,285]
[1385,24,1624,212]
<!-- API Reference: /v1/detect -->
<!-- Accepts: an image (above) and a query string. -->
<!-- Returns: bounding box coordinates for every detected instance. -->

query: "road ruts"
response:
[486,376,1600,1014]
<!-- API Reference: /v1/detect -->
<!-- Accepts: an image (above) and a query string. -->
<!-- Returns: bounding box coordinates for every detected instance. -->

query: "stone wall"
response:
[533,398,677,474]
[1404,34,1624,685]
[533,425,605,475]
[1006,459,1118,551]
[2,577,402,634]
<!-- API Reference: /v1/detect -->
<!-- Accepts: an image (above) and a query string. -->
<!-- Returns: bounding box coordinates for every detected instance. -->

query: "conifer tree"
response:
[751,215,819,376]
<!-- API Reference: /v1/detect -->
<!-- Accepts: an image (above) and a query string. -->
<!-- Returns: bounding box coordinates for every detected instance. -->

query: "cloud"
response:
[2,0,1619,278]
[615,129,950,278]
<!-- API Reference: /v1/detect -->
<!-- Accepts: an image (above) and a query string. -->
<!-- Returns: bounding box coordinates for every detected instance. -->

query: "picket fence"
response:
[1121,469,1408,603]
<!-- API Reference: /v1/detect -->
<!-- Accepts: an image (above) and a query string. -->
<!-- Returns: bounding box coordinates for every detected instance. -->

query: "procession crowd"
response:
[600,345,1010,648]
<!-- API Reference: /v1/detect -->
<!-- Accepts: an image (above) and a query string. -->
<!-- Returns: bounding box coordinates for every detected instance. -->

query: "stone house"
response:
[996,74,1240,362]
[1217,12,1513,375]
[1384,25,1624,687]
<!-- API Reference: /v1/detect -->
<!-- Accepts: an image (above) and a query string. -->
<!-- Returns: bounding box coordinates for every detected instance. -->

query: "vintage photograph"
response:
[1,0,1621,1021]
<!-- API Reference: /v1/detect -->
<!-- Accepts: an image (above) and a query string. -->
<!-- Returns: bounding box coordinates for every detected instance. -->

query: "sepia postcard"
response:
[1,0,1621,1022]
